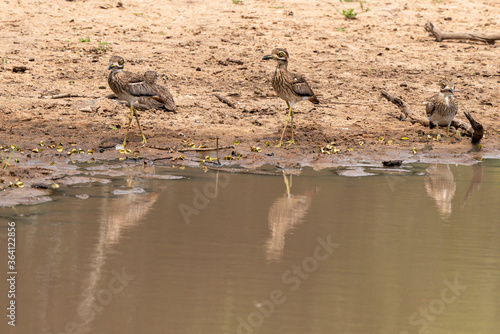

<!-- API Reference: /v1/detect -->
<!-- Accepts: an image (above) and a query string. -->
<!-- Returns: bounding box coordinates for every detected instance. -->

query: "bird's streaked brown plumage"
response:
[137,71,176,112]
[108,56,176,146]
[263,48,319,147]
[426,79,458,139]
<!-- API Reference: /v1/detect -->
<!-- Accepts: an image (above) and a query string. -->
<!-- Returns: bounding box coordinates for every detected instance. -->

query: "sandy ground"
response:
[1,0,500,200]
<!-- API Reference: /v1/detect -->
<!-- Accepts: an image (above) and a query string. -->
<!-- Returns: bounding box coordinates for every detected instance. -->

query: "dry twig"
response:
[41,93,95,99]
[213,94,236,108]
[425,22,500,44]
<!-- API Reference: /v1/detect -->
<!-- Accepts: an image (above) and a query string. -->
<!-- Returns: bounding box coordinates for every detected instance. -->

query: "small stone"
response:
[12,66,27,73]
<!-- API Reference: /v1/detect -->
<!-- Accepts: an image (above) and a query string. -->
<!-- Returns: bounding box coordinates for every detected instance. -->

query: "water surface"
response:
[1,161,499,334]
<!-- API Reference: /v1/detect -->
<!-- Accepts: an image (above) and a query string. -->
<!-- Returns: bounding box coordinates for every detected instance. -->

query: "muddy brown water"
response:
[1,161,500,334]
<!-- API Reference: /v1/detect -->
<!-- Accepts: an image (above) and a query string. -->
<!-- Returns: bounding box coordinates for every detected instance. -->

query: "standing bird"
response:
[108,56,176,146]
[426,79,458,140]
[262,48,319,147]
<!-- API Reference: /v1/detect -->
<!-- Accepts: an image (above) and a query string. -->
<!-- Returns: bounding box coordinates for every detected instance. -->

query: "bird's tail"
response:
[309,96,319,104]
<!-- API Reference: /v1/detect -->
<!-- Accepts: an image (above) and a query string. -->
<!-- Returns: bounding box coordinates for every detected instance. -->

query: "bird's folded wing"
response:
[425,100,435,117]
[291,73,314,97]
[154,85,176,111]
[128,81,157,97]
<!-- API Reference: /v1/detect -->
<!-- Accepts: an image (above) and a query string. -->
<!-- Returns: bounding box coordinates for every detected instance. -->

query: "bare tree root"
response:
[463,112,484,145]
[425,22,500,44]
[380,90,484,144]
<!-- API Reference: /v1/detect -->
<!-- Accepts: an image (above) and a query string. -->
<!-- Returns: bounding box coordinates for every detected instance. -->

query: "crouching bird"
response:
[426,79,458,140]
[108,56,176,146]
[262,48,319,147]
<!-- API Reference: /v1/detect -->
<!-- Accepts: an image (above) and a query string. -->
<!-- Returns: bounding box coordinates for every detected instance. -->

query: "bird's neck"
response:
[276,61,288,72]
[441,91,453,107]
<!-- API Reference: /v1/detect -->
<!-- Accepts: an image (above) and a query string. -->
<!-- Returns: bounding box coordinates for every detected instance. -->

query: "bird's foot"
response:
[141,137,147,145]
[455,131,462,139]
[285,139,295,147]
[275,141,283,148]
[436,134,442,141]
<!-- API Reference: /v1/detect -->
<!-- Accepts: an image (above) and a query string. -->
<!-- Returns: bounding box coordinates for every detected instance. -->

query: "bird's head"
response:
[262,48,289,63]
[439,80,455,94]
[108,56,125,71]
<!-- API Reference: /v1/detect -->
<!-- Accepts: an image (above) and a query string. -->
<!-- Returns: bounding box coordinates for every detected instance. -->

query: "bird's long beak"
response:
[262,55,274,60]
[108,64,115,70]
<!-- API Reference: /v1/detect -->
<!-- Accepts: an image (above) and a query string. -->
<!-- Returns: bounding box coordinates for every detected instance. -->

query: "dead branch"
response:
[177,145,234,152]
[151,156,174,162]
[41,93,95,99]
[149,145,235,152]
[425,22,500,44]
[463,112,484,145]
[380,90,475,136]
[213,94,236,108]
[147,145,174,151]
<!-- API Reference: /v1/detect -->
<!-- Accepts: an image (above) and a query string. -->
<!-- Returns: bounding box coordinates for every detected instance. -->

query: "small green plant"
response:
[342,8,357,19]
[1,57,7,64]
[78,37,91,42]
[98,41,110,45]
[360,0,369,12]
[232,0,243,3]
[1,145,17,174]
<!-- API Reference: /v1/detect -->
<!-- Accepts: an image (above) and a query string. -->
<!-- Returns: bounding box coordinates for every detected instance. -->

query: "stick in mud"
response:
[425,22,500,44]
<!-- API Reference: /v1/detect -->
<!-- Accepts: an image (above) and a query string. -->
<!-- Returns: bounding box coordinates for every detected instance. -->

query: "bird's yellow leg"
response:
[133,106,147,144]
[436,126,441,141]
[276,102,291,147]
[286,107,295,146]
[448,126,462,139]
[123,105,134,147]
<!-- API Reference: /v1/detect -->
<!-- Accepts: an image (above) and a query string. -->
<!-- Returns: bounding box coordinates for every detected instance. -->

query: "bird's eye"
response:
[441,83,446,88]
[278,52,285,57]
[119,59,124,65]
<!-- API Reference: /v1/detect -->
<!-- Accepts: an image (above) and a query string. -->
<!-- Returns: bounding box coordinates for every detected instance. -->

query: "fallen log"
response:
[425,22,500,44]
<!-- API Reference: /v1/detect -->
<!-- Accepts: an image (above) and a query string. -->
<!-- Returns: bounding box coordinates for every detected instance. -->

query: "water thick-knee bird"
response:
[262,48,319,147]
[426,79,458,140]
[107,56,176,146]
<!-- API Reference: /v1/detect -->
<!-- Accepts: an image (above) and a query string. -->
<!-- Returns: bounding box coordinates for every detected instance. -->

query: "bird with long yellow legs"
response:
[262,48,319,147]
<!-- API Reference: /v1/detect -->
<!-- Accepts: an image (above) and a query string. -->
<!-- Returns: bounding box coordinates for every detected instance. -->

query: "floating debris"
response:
[382,160,403,167]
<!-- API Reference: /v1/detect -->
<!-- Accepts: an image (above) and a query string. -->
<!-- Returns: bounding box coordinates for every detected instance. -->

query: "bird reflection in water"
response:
[425,164,456,219]
[266,171,318,262]
[76,164,166,331]
[462,162,483,207]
